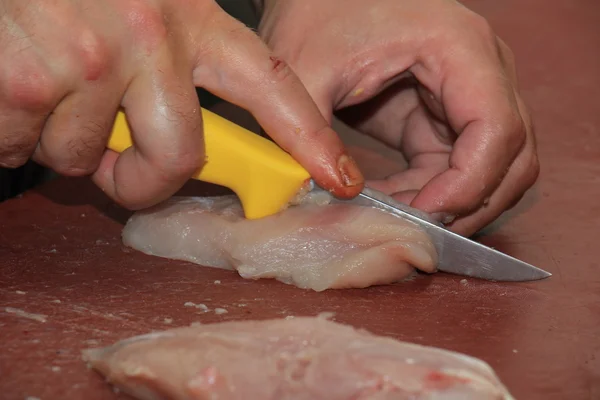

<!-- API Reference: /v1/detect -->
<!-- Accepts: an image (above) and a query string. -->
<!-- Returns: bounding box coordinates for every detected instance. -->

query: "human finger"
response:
[33,81,122,176]
[0,39,63,168]
[189,8,363,198]
[446,92,539,236]
[409,15,527,218]
[92,45,204,210]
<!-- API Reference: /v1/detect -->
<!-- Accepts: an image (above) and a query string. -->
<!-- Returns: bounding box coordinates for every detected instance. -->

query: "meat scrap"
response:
[83,316,514,400]
[121,195,438,292]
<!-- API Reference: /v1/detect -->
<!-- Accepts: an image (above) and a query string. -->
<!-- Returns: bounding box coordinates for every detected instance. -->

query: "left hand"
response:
[255,0,540,237]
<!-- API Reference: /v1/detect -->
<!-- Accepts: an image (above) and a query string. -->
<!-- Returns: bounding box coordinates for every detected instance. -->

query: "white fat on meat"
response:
[82,316,515,400]
[121,194,437,292]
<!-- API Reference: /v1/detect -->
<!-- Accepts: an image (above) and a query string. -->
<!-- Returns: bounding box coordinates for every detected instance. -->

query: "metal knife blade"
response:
[309,182,551,282]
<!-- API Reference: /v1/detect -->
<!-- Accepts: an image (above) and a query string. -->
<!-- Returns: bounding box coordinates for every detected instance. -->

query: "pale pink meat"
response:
[121,195,438,292]
[82,316,515,400]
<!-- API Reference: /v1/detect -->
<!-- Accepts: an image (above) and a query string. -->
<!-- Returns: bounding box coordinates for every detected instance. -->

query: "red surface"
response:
[1,1,600,399]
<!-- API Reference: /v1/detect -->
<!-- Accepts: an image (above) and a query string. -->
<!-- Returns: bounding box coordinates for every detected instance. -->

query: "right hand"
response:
[0,0,363,209]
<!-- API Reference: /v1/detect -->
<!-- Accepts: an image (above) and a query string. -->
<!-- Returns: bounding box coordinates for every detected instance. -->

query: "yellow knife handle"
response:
[107,108,311,219]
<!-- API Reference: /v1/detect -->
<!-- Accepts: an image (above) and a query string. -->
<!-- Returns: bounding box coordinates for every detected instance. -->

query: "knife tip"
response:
[531,269,552,281]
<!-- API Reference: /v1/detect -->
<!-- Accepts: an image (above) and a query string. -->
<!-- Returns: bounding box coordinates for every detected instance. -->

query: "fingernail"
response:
[337,154,364,187]
[431,212,457,225]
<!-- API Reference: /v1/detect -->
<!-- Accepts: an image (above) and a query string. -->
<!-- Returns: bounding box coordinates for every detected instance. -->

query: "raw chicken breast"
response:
[121,193,437,292]
[82,316,515,400]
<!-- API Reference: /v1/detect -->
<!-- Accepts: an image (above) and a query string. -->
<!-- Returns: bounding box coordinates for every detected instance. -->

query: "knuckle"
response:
[76,29,112,81]
[157,150,203,180]
[510,112,527,138]
[1,63,59,110]
[156,137,204,180]
[465,12,496,44]
[497,38,515,63]
[497,107,527,149]
[511,146,540,193]
[0,133,37,167]
[122,0,167,50]
[150,106,205,180]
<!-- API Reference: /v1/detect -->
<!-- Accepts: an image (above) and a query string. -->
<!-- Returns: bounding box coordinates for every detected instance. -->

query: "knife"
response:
[107,108,551,282]
[309,182,551,282]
